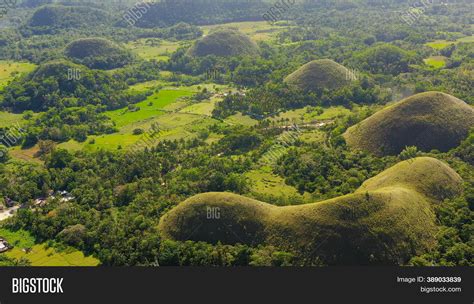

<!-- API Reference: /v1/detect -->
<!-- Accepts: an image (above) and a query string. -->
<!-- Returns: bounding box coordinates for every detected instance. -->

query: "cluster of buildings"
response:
[0,191,74,254]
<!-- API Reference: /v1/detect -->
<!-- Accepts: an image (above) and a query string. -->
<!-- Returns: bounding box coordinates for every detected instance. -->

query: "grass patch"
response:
[425,40,455,50]
[125,39,182,61]
[106,89,194,128]
[269,106,351,124]
[425,35,473,50]
[0,228,35,249]
[201,21,287,42]
[225,112,258,126]
[0,60,36,90]
[246,167,312,202]
[0,228,99,266]
[0,111,25,128]
[6,244,99,266]
[423,56,447,69]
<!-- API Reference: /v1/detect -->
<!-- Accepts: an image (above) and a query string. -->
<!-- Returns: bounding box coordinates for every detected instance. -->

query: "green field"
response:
[425,40,455,50]
[0,111,25,128]
[59,88,229,151]
[225,112,258,126]
[425,35,474,50]
[201,21,288,42]
[424,56,447,69]
[0,228,99,266]
[457,35,474,43]
[0,61,36,90]
[106,89,194,128]
[246,167,312,202]
[125,39,183,61]
[269,106,352,124]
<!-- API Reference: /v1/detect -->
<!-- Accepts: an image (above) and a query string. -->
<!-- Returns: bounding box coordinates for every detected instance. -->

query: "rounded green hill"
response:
[187,28,259,57]
[344,91,474,156]
[65,38,133,70]
[28,5,111,29]
[158,157,462,265]
[284,59,354,92]
[29,60,83,80]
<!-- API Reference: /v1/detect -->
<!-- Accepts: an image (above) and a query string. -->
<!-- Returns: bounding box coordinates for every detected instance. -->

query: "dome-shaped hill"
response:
[284,59,354,92]
[344,92,474,156]
[2,60,127,112]
[187,28,259,57]
[28,5,111,29]
[29,60,83,79]
[158,157,462,265]
[65,38,133,70]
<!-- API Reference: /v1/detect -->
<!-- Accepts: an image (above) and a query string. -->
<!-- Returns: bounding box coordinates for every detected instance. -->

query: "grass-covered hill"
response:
[284,59,353,92]
[349,43,418,75]
[0,60,131,112]
[187,28,260,58]
[344,91,474,156]
[27,5,112,30]
[158,157,463,265]
[65,38,134,70]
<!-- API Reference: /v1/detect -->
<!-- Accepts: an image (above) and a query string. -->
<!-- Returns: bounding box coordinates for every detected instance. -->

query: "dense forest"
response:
[0,0,472,266]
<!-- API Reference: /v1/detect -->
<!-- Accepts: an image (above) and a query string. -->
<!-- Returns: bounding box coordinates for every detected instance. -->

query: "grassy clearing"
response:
[423,56,447,69]
[425,35,473,50]
[456,35,474,43]
[59,83,230,152]
[246,167,312,201]
[299,130,326,144]
[225,112,258,126]
[0,228,99,266]
[6,244,99,266]
[0,111,25,128]
[8,145,43,164]
[0,228,35,249]
[128,79,172,93]
[106,89,194,128]
[179,97,219,116]
[425,40,455,50]
[201,21,287,42]
[125,39,183,61]
[269,106,351,124]
[0,60,36,90]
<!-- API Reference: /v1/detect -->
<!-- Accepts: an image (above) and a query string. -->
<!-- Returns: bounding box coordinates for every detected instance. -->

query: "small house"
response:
[0,238,11,253]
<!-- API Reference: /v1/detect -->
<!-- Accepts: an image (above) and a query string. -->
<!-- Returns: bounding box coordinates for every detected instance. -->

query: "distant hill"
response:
[344,92,474,156]
[27,5,112,30]
[1,60,129,112]
[187,28,259,58]
[284,59,354,92]
[65,38,134,70]
[158,157,462,265]
[21,0,53,8]
[350,43,417,75]
[130,0,269,28]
